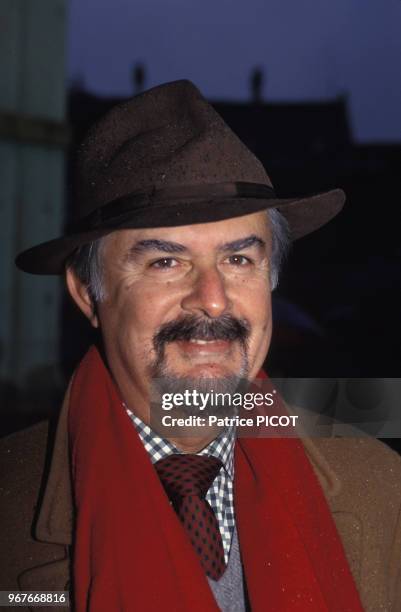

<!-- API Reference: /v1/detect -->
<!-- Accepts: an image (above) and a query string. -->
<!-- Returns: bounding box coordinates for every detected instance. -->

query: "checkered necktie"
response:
[155,453,226,580]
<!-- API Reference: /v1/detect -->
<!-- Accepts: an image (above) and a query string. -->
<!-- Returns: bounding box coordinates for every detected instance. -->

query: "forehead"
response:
[103,211,271,255]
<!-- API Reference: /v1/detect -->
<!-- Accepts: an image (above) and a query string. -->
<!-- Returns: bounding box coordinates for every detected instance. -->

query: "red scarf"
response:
[68,346,363,611]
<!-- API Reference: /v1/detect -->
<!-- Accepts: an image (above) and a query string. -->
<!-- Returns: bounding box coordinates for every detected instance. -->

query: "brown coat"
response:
[1,389,401,611]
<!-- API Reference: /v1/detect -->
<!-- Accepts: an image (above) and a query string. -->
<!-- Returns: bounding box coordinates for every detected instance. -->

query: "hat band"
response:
[69,182,276,232]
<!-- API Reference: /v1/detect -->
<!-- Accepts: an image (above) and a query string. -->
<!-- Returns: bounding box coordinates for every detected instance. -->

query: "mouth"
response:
[175,338,233,356]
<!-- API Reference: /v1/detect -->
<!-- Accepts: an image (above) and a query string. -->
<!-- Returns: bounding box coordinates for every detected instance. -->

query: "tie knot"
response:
[155,453,223,500]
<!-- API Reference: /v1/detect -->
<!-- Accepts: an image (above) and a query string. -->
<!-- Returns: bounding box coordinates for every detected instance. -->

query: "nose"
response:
[181,266,231,319]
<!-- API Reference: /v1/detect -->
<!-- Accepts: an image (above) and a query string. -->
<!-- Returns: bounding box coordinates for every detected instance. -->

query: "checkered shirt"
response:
[126,408,236,563]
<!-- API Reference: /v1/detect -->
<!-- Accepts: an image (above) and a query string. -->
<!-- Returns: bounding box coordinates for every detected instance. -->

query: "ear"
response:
[66,267,99,328]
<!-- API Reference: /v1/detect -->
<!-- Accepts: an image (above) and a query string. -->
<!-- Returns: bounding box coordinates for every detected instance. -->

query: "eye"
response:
[150,257,179,269]
[226,254,253,266]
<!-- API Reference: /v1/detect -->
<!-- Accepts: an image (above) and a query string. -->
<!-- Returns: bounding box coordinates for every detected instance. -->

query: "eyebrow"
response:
[128,239,188,255]
[127,234,266,257]
[219,235,266,253]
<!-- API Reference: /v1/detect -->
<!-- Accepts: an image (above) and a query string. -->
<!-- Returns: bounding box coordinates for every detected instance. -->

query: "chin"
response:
[150,342,250,389]
[182,362,240,379]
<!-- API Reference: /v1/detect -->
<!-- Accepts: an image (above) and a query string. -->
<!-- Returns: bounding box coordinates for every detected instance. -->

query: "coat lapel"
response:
[302,435,363,584]
[35,380,74,546]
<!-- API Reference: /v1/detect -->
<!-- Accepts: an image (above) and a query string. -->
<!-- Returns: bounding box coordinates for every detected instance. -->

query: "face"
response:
[68,211,273,419]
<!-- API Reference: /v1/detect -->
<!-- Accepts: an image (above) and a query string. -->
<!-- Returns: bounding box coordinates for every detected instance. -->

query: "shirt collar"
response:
[126,408,235,480]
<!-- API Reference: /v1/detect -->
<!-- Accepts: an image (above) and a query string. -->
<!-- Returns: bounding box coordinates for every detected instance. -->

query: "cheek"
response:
[239,278,271,323]
[245,290,272,377]
[103,281,177,347]
[251,307,272,352]
[243,284,272,348]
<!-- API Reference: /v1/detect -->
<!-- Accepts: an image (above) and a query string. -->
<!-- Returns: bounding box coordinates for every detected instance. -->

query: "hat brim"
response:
[15,188,345,275]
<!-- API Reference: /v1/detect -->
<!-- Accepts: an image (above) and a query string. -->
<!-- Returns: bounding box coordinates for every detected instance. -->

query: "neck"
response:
[168,430,223,453]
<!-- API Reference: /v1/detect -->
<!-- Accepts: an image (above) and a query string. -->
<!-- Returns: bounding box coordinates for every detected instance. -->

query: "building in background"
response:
[0,0,68,423]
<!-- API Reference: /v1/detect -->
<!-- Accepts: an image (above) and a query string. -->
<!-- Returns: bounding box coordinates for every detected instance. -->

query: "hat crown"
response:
[74,80,271,218]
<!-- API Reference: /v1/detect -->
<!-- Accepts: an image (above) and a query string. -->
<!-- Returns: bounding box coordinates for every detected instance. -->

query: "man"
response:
[1,80,401,611]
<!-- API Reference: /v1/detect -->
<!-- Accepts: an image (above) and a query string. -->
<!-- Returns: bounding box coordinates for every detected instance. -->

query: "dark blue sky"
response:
[68,0,401,142]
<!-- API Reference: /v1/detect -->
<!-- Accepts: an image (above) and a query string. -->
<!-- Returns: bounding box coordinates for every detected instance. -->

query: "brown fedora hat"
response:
[16,79,345,274]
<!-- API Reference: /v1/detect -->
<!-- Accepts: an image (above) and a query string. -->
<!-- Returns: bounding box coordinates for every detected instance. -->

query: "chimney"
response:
[250,67,264,104]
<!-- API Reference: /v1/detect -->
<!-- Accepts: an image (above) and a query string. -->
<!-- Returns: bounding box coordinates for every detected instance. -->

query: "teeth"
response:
[189,339,214,344]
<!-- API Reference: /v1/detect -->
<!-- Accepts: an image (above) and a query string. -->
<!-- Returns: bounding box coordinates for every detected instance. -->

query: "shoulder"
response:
[290,401,401,503]
[0,420,52,513]
[305,436,401,522]
[0,419,50,469]
[310,436,401,500]
[0,420,50,513]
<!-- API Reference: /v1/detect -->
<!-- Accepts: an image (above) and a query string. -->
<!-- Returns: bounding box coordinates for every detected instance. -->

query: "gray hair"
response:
[66,208,291,302]
[267,208,291,289]
[66,239,107,303]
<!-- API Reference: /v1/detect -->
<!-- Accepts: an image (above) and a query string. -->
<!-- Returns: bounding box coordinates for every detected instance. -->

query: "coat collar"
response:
[35,380,74,546]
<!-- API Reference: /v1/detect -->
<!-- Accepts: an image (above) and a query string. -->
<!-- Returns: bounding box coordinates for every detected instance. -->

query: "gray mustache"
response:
[153,314,250,351]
